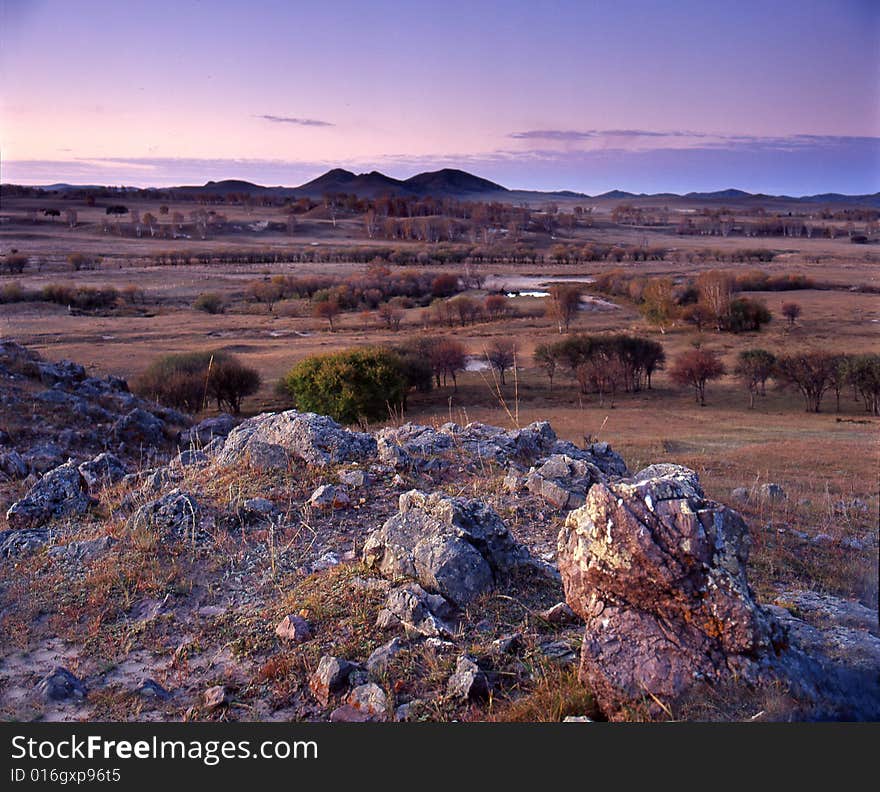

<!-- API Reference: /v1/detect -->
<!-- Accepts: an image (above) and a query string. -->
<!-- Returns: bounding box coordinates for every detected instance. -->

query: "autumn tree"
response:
[430,338,467,389]
[484,293,510,320]
[696,270,734,330]
[533,343,558,390]
[487,340,516,385]
[781,301,802,326]
[640,277,678,331]
[776,352,837,412]
[670,347,726,406]
[314,298,341,331]
[735,349,776,408]
[546,284,581,333]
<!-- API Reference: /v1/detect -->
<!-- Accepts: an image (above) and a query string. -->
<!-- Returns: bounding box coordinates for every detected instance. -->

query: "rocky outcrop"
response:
[112,408,167,446]
[376,583,454,637]
[179,414,236,449]
[363,490,526,606]
[78,452,128,489]
[6,460,91,528]
[557,465,787,720]
[216,410,377,469]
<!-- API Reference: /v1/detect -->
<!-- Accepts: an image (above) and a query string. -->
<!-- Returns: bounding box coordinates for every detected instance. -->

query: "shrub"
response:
[670,348,726,406]
[725,297,772,333]
[735,349,776,408]
[193,292,226,314]
[776,352,838,413]
[280,347,409,424]
[3,253,28,274]
[134,351,260,414]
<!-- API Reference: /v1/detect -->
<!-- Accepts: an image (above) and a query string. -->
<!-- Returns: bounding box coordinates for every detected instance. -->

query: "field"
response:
[1,192,878,721]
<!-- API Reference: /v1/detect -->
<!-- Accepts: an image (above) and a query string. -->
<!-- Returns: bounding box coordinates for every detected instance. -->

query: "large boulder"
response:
[557,466,786,720]
[363,490,526,606]
[179,414,236,449]
[6,460,91,528]
[0,450,28,480]
[216,410,376,468]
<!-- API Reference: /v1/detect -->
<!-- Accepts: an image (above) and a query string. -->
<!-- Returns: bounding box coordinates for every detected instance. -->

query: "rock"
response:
[338,469,369,489]
[526,454,605,510]
[329,704,373,722]
[557,467,786,720]
[503,467,526,494]
[345,683,388,721]
[128,489,200,541]
[446,655,489,701]
[731,487,750,503]
[37,359,86,387]
[760,482,786,500]
[48,535,115,563]
[309,656,355,705]
[203,685,228,709]
[175,450,208,468]
[36,667,87,702]
[307,484,350,510]
[0,527,51,558]
[366,637,403,676]
[377,437,413,470]
[563,716,594,722]
[554,440,629,477]
[137,678,171,701]
[490,633,522,655]
[309,551,341,572]
[363,489,526,606]
[6,460,91,528]
[275,614,312,643]
[394,700,422,722]
[22,441,66,474]
[78,452,127,489]
[179,414,236,448]
[773,590,878,633]
[376,583,454,638]
[540,602,577,624]
[539,640,579,664]
[217,410,377,468]
[112,408,166,446]
[239,497,276,522]
[139,466,182,494]
[0,450,27,480]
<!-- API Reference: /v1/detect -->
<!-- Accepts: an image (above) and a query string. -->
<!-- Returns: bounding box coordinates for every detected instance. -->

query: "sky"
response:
[1,0,878,194]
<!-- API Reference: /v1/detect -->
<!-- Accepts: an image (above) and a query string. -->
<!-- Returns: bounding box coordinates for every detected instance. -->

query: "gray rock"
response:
[309,656,356,705]
[0,527,52,558]
[48,535,115,563]
[239,497,276,521]
[366,637,403,676]
[137,678,171,701]
[112,408,166,446]
[731,487,750,503]
[179,414,236,448]
[760,482,786,500]
[22,442,65,474]
[36,667,87,702]
[37,360,86,387]
[0,450,27,480]
[78,452,127,489]
[217,410,377,468]
[491,633,523,655]
[539,640,579,665]
[526,454,605,510]
[540,602,577,624]
[363,489,526,606]
[128,489,200,541]
[446,655,489,701]
[394,700,422,722]
[175,450,208,468]
[6,460,91,528]
[338,469,369,489]
[376,583,454,638]
[345,683,388,721]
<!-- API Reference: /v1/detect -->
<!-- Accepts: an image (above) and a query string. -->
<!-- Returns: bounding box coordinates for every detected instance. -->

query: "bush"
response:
[279,347,409,424]
[193,292,226,314]
[134,351,260,414]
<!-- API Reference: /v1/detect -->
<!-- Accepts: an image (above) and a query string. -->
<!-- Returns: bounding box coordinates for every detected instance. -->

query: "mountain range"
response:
[10,168,880,206]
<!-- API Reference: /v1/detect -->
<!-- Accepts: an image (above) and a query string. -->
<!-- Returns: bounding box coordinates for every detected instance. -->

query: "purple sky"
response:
[1,0,878,194]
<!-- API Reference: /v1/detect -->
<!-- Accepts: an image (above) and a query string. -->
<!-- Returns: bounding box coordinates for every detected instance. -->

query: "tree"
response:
[781,302,802,326]
[430,338,467,389]
[846,354,880,415]
[726,297,772,333]
[735,349,776,408]
[533,343,558,390]
[43,208,61,221]
[681,303,713,333]
[487,340,516,385]
[280,347,409,424]
[640,277,678,331]
[670,348,726,406]
[193,292,226,314]
[696,270,734,330]
[208,357,261,414]
[377,302,404,331]
[64,208,77,228]
[314,298,341,331]
[484,293,510,320]
[546,284,581,333]
[776,352,837,412]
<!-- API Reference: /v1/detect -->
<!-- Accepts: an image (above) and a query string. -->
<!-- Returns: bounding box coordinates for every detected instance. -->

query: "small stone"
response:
[490,633,522,655]
[275,614,312,643]
[563,716,594,722]
[366,637,402,676]
[309,656,355,706]
[307,484,350,510]
[760,482,786,500]
[329,704,373,722]
[395,700,422,722]
[35,667,87,702]
[540,602,577,624]
[339,469,369,489]
[446,655,489,701]
[138,678,171,700]
[346,683,388,721]
[731,487,750,503]
[203,685,228,710]
[538,640,579,664]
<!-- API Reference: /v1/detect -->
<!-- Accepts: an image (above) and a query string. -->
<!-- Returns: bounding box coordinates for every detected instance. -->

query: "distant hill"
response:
[4,170,879,206]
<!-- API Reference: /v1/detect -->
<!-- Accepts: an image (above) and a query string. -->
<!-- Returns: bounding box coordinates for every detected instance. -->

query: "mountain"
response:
[402,168,506,195]
[294,169,404,198]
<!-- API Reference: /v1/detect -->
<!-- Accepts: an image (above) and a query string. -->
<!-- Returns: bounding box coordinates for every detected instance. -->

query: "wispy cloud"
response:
[255,114,334,127]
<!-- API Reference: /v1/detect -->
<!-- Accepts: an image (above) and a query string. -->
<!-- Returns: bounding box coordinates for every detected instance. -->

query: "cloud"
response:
[509,130,598,141]
[255,114,334,127]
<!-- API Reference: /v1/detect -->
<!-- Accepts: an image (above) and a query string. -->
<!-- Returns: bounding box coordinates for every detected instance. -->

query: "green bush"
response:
[280,347,409,424]
[193,292,226,314]
[134,351,260,414]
